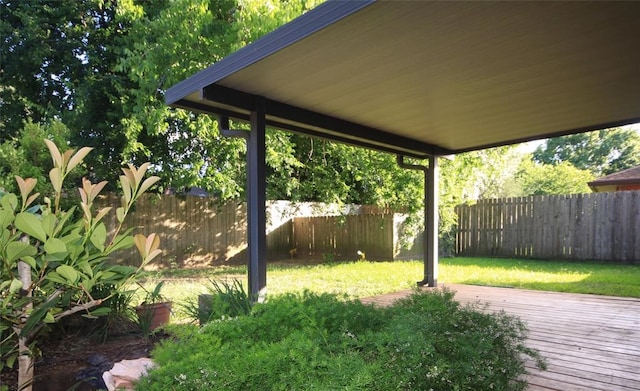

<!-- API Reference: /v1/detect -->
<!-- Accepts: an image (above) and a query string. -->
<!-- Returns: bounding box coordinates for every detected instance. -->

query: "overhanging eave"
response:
[170,84,449,158]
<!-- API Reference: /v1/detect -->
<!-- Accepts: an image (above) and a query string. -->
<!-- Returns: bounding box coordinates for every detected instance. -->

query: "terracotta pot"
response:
[136,302,172,331]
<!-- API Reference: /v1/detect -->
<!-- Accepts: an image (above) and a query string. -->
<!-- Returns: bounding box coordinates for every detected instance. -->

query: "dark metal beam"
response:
[264,98,447,156]
[425,155,439,287]
[176,95,429,158]
[246,99,268,301]
[268,119,430,159]
[200,84,450,157]
[202,85,254,113]
[171,96,640,157]
[397,155,438,287]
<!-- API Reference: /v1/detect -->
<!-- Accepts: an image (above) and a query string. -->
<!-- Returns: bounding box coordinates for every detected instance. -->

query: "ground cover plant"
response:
[137,289,544,391]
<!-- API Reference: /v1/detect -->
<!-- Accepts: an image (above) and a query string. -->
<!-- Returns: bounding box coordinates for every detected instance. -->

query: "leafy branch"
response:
[0,140,161,391]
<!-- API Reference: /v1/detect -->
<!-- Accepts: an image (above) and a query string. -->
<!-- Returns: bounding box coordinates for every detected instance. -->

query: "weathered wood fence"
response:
[455,191,640,262]
[98,195,420,267]
[292,215,394,260]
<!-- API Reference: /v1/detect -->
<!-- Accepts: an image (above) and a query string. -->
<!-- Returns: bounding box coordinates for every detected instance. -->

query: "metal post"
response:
[218,101,268,302]
[396,155,438,287]
[425,155,438,287]
[247,98,267,301]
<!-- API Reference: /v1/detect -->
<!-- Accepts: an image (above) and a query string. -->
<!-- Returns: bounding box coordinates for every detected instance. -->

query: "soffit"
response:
[168,1,640,155]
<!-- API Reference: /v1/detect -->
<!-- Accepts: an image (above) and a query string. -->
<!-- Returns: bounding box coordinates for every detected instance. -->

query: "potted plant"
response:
[136,281,172,334]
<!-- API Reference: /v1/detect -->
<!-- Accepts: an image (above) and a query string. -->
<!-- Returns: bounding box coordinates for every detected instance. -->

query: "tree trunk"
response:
[17,343,33,391]
[17,260,33,391]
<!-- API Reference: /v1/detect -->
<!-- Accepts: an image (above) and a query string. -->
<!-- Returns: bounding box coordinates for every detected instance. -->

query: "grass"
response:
[138,261,422,320]
[138,257,640,322]
[441,257,640,297]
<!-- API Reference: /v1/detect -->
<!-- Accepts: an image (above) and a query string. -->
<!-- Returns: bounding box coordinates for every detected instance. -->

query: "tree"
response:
[0,0,98,138]
[533,127,640,176]
[0,120,75,197]
[464,146,525,199]
[267,134,423,208]
[67,1,140,185]
[114,0,323,196]
[0,141,160,390]
[517,159,594,195]
[0,0,142,185]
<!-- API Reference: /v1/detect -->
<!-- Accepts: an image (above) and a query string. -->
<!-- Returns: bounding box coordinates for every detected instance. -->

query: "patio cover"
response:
[166,1,640,298]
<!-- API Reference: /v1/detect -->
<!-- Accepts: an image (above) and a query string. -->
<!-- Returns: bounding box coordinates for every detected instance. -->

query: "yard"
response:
[133,257,639,390]
[2,257,638,390]
[148,257,640,322]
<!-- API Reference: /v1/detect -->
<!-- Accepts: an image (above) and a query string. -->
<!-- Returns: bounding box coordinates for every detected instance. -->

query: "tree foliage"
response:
[0,0,92,136]
[517,159,594,196]
[2,0,617,264]
[0,141,160,390]
[114,0,323,195]
[533,127,640,176]
[0,0,141,184]
[0,120,76,198]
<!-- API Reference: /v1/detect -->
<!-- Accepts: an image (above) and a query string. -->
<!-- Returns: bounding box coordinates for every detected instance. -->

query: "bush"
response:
[185,279,252,325]
[0,140,160,390]
[137,289,544,391]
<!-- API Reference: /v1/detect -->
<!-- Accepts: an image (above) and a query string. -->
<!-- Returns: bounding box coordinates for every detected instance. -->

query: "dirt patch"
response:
[1,316,166,391]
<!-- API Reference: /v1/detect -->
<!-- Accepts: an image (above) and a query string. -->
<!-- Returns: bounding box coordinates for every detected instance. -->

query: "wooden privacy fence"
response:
[455,191,640,262]
[97,195,419,267]
[99,194,253,267]
[292,215,394,260]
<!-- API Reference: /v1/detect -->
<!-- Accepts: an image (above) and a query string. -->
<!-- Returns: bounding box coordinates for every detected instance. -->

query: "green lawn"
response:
[442,257,640,297]
[144,257,640,321]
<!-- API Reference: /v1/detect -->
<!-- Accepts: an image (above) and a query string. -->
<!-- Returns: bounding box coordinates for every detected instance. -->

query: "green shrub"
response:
[137,289,544,391]
[179,278,252,325]
[0,140,160,389]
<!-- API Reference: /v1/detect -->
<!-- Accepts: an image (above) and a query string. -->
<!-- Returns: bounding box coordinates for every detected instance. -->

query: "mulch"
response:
[1,316,167,391]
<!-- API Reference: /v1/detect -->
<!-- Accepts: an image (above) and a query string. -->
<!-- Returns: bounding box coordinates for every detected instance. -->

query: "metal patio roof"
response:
[166,0,640,158]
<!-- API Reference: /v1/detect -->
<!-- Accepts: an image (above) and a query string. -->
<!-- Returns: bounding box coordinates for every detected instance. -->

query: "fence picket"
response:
[455,191,640,262]
[97,191,640,267]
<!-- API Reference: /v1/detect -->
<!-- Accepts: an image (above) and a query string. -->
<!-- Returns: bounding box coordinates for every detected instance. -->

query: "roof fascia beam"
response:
[165,1,374,106]
[201,84,450,157]
[171,97,428,157]
[264,99,449,156]
[267,119,429,159]
[451,117,640,155]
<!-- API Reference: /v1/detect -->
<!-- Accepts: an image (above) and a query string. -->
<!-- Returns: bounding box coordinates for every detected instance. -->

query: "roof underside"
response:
[167,1,640,158]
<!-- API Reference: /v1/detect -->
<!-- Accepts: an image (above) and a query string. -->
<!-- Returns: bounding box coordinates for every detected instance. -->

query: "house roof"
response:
[166,1,640,158]
[588,165,640,187]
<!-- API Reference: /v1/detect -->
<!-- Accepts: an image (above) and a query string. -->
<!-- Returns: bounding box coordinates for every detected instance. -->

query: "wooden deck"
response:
[361,284,640,391]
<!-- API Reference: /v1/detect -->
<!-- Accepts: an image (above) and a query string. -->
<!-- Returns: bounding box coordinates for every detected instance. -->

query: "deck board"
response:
[362,284,640,391]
